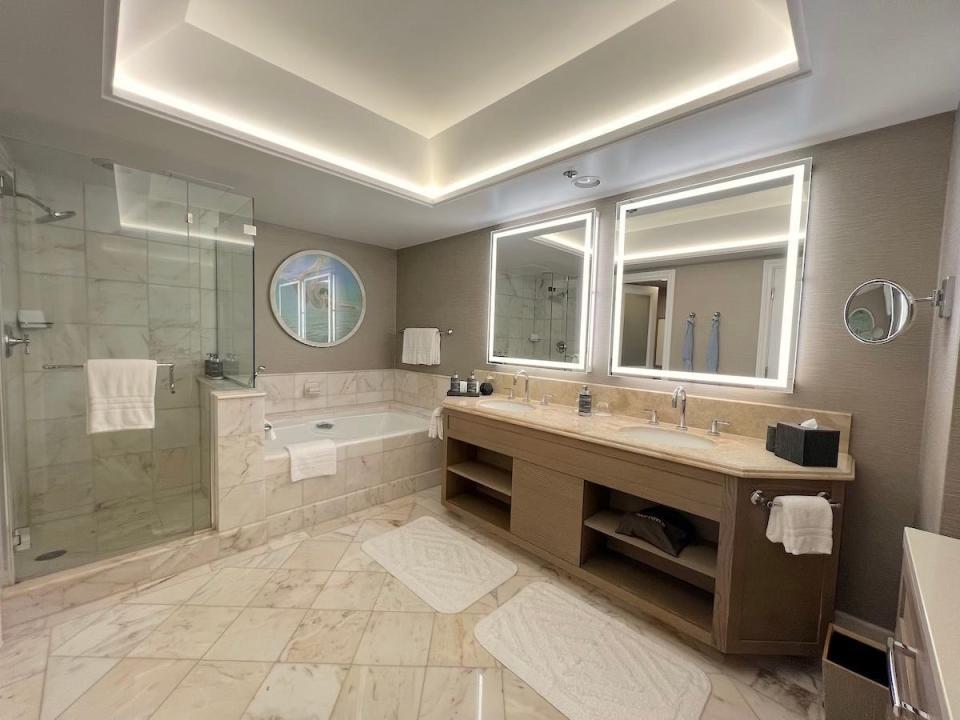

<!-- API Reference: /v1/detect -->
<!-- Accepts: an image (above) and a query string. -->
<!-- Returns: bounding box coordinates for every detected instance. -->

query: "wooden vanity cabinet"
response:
[442,409,847,657]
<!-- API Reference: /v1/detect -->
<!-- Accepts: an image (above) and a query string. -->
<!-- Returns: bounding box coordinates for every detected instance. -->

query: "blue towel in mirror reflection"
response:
[682,316,694,371]
[707,316,720,373]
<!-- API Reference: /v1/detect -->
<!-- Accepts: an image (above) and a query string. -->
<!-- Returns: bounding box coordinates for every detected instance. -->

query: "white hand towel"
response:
[287,439,337,482]
[402,328,441,365]
[766,495,833,555]
[86,359,158,434]
[428,407,444,440]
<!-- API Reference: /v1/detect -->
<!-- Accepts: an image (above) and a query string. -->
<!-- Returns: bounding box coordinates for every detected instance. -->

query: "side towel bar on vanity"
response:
[42,362,177,394]
[750,489,842,509]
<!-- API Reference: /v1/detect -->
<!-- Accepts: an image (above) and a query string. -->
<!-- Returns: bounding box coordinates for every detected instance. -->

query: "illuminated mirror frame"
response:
[611,160,811,390]
[487,210,597,371]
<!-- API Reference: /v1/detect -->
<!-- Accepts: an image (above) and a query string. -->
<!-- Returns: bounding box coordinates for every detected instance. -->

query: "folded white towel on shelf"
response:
[402,328,441,365]
[86,359,158,434]
[428,407,444,440]
[766,495,833,555]
[287,439,337,482]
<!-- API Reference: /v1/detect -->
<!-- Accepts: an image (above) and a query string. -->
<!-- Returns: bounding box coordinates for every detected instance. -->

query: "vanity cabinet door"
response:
[511,460,585,565]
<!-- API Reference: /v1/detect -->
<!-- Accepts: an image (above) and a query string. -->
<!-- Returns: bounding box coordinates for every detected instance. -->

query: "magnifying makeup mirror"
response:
[843,278,953,344]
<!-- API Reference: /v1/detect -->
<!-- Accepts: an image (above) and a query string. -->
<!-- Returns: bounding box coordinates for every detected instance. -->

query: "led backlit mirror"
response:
[488,211,596,371]
[612,161,811,390]
[270,250,366,347]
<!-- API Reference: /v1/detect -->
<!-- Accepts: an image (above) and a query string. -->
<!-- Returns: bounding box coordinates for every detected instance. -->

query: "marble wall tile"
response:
[266,473,302,515]
[155,408,199,450]
[218,480,265,530]
[155,362,202,411]
[148,326,200,361]
[28,462,95,523]
[91,428,152,457]
[302,473,347,505]
[201,288,216,329]
[85,232,147,282]
[216,396,265,436]
[216,433,264,490]
[24,370,86,420]
[93,452,155,504]
[26,416,92,468]
[302,497,347,527]
[20,272,87,323]
[19,223,85,276]
[87,279,148,325]
[23,323,87,372]
[267,507,304,538]
[148,285,200,329]
[343,453,384,494]
[154,447,199,491]
[84,183,138,238]
[87,324,150,359]
[328,372,357,397]
[217,523,268,557]
[257,374,295,413]
[148,241,199,287]
[294,373,328,411]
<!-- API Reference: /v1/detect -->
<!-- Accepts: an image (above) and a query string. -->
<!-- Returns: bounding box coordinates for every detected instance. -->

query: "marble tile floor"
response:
[0,487,824,719]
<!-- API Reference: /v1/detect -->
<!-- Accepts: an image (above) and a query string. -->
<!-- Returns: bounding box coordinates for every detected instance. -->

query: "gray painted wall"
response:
[397,113,956,627]
[255,222,397,373]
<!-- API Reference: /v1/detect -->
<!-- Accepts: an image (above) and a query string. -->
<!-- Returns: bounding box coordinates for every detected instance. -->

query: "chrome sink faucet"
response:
[513,370,530,402]
[672,385,687,431]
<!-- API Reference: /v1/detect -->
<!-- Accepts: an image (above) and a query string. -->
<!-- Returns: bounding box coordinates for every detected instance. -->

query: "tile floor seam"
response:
[145,657,201,719]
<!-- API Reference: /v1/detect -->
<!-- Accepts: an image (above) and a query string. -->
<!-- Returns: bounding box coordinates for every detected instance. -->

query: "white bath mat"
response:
[361,516,517,613]
[474,582,711,720]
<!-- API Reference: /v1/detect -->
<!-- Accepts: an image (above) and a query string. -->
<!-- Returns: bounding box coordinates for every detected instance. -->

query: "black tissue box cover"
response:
[774,422,840,467]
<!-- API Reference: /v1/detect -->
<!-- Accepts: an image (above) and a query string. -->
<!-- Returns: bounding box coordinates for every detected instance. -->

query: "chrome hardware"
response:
[513,370,530,403]
[640,409,659,425]
[888,637,931,719]
[671,386,687,430]
[12,526,30,552]
[708,419,730,436]
[255,365,267,376]
[264,421,273,432]
[750,490,841,509]
[302,382,324,397]
[540,393,554,406]
[42,362,176,393]
[4,324,30,357]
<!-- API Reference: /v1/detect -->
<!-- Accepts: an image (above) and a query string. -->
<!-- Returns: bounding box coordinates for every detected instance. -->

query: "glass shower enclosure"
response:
[0,137,255,582]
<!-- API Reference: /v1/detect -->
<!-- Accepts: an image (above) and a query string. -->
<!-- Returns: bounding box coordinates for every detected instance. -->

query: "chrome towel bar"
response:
[400,328,453,336]
[750,490,841,509]
[42,362,177,394]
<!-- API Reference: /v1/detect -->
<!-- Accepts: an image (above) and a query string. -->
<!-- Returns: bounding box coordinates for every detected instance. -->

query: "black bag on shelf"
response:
[615,506,696,557]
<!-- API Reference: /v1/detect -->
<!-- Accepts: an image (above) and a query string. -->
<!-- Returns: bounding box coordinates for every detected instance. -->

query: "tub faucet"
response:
[672,385,687,431]
[263,420,276,441]
[513,370,530,402]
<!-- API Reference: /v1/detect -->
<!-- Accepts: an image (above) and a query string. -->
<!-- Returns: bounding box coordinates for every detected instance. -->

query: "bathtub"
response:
[266,408,430,455]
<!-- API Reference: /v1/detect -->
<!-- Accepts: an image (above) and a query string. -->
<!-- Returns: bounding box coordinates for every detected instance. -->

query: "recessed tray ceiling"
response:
[107,0,801,204]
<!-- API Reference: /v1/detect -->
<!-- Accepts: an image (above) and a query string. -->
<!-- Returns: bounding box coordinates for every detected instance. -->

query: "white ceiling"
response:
[109,0,799,202]
[183,0,673,139]
[0,1,958,249]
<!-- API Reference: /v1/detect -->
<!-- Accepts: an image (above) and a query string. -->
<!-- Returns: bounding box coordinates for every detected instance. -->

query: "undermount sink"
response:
[479,399,536,414]
[617,425,716,450]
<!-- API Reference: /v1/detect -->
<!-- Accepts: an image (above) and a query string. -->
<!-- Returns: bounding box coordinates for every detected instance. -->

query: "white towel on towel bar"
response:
[766,495,833,555]
[287,439,337,482]
[402,328,441,365]
[86,359,158,434]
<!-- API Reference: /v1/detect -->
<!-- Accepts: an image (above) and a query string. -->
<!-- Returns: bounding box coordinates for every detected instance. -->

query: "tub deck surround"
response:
[443,396,854,481]
[441,395,854,656]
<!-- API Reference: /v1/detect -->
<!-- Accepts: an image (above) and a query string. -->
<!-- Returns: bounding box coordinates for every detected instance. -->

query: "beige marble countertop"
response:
[442,395,855,481]
[904,528,960,720]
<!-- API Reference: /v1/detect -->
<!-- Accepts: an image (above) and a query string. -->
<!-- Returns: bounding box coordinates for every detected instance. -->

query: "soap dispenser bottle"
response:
[578,385,592,416]
[448,373,460,394]
[466,371,478,396]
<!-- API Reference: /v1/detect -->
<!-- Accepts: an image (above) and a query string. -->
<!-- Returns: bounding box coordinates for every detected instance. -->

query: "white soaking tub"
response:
[265,408,430,456]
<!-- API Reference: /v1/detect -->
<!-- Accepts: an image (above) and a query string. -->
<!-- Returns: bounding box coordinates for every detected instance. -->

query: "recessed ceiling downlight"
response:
[573,175,601,188]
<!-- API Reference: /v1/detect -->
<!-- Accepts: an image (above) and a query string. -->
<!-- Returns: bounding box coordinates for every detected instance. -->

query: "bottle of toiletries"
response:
[449,373,460,394]
[578,385,592,416]
[204,353,223,378]
[466,371,478,395]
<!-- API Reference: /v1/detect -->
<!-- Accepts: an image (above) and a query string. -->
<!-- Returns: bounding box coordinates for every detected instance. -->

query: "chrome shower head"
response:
[35,209,76,224]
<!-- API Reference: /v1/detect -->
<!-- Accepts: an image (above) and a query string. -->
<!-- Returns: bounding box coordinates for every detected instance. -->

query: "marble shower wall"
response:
[6,158,214,579]
[492,271,579,363]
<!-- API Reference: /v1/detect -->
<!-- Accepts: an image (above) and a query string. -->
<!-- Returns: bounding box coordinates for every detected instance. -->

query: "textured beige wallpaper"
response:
[397,113,956,628]
[255,221,397,373]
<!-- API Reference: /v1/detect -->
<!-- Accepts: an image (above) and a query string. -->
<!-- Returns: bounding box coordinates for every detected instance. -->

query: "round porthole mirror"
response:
[270,250,366,347]
[843,279,916,344]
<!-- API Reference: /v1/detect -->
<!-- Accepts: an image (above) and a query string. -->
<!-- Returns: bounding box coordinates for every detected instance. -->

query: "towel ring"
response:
[750,490,841,509]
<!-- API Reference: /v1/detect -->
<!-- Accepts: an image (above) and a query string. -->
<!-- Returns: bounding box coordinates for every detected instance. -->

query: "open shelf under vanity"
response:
[440,407,848,656]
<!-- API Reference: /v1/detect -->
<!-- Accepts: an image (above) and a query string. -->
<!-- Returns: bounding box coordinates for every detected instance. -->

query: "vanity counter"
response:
[442,395,855,481]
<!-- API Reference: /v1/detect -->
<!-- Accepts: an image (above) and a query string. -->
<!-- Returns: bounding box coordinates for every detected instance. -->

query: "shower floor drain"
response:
[35,549,67,561]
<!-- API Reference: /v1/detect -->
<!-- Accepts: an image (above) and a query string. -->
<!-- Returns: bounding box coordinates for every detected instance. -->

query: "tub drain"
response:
[35,549,67,561]
[315,422,334,430]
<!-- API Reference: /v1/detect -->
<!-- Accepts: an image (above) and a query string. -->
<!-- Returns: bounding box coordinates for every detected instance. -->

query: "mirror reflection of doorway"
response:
[620,270,674,369]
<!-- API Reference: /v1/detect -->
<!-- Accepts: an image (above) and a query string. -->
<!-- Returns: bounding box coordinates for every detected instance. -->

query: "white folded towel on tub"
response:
[86,359,158,434]
[402,327,441,365]
[428,407,443,440]
[287,439,337,482]
[766,495,833,555]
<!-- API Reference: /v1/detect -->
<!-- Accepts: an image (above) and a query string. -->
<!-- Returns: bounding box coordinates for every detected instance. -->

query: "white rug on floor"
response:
[361,516,517,613]
[474,582,711,720]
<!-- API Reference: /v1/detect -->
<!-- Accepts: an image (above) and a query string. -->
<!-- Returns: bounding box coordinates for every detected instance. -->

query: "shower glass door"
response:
[0,137,253,582]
